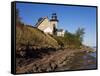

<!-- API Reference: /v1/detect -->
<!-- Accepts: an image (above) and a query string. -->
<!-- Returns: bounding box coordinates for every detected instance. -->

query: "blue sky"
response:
[16,3,97,46]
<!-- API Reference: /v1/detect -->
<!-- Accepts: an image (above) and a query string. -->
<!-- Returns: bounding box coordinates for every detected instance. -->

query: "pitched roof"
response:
[34,17,46,27]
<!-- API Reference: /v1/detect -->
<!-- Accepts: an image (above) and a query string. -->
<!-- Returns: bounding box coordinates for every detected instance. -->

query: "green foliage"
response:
[16,9,22,24]
[75,28,85,44]
[50,27,85,49]
[64,28,85,48]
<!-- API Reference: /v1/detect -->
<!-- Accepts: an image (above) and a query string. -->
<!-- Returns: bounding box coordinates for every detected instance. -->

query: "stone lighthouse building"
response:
[34,13,65,36]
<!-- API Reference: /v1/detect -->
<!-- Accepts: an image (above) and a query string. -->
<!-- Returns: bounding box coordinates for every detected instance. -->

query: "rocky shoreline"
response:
[16,47,96,74]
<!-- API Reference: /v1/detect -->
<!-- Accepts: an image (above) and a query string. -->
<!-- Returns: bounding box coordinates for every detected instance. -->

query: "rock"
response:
[59,61,67,67]
[50,62,58,70]
[32,66,37,72]
[46,66,52,72]
[20,51,26,57]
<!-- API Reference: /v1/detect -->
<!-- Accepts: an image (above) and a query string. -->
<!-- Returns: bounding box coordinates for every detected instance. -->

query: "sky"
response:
[16,2,97,47]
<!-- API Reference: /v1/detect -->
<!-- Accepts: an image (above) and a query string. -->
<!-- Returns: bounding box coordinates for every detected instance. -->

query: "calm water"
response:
[69,52,97,70]
[84,51,97,69]
[89,52,96,58]
[89,47,97,58]
[78,46,97,69]
[55,48,97,71]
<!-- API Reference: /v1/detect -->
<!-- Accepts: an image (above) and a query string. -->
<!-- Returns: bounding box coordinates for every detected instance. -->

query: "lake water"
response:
[55,48,97,71]
[89,52,96,58]
[84,51,97,69]
[69,52,97,70]
[78,46,97,70]
[89,47,97,58]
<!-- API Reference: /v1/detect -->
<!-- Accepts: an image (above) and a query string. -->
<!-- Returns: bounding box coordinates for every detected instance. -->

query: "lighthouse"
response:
[50,13,59,35]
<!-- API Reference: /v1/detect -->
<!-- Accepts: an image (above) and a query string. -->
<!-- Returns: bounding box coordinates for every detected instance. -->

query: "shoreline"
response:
[16,48,96,73]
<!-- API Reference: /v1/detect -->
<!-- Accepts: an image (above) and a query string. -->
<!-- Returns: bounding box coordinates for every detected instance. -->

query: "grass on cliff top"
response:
[16,24,59,50]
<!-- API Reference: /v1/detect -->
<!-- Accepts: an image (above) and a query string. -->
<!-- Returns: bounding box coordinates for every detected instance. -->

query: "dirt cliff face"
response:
[16,24,59,53]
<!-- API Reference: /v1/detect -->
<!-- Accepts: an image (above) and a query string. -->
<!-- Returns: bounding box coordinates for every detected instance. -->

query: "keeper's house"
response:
[34,13,65,37]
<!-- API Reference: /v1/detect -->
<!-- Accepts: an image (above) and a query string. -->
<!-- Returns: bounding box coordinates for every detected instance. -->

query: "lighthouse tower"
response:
[50,13,59,35]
